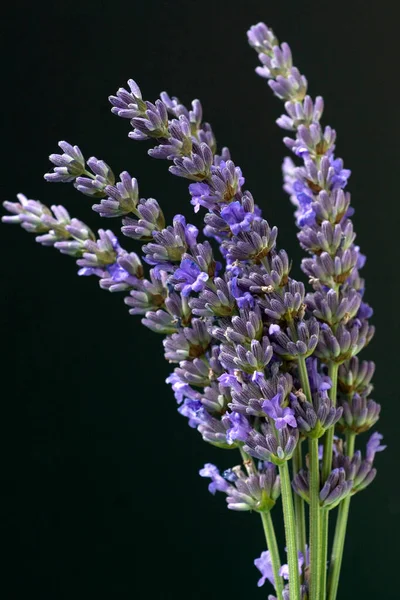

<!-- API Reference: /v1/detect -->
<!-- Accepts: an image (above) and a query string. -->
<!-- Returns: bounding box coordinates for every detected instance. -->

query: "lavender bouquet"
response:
[3,21,384,600]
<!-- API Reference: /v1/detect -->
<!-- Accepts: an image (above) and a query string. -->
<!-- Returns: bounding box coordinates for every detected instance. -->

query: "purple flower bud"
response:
[124,268,167,315]
[143,215,197,266]
[338,357,375,396]
[339,394,381,435]
[44,141,86,183]
[128,98,169,140]
[260,280,305,322]
[220,336,273,376]
[247,22,278,55]
[306,288,361,328]
[169,142,213,181]
[109,79,146,119]
[244,423,299,465]
[149,115,193,159]
[74,156,115,198]
[190,277,236,318]
[271,318,319,360]
[122,198,165,241]
[92,172,139,217]
[316,321,374,364]
[163,319,211,362]
[222,219,278,263]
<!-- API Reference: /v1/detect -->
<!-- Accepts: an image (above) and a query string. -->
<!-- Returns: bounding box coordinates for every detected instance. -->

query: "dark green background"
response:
[1,1,399,598]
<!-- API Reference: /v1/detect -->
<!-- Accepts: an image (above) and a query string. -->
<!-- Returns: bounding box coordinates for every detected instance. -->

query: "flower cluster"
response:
[200,460,281,512]
[292,431,385,509]
[3,20,384,600]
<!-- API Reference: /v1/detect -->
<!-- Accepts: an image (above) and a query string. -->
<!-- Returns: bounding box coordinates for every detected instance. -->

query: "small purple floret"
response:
[173,258,209,296]
[199,463,230,494]
[220,201,255,235]
[366,432,386,463]
[223,411,252,444]
[262,394,297,429]
[254,550,276,588]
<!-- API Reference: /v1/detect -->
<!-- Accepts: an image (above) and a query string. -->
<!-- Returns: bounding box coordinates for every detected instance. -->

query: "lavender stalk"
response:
[248,20,383,600]
[239,446,284,598]
[292,442,306,561]
[323,364,339,479]
[296,355,321,600]
[321,362,339,598]
[279,461,301,600]
[327,430,355,600]
[260,503,285,598]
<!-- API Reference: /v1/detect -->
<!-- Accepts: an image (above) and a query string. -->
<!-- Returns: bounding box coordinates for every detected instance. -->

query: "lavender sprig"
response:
[248,21,380,600]
[2,20,384,600]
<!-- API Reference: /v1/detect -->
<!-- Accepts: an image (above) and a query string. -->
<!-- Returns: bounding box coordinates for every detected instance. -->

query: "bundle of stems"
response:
[3,20,385,600]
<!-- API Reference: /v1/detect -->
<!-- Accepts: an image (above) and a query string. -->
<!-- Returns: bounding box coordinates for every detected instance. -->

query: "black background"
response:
[1,1,399,598]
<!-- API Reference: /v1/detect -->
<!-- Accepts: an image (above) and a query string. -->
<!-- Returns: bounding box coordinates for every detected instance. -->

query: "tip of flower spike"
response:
[57,141,83,158]
[126,79,142,97]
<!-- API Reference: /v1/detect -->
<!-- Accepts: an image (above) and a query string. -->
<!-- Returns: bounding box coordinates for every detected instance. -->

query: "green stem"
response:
[260,511,284,599]
[327,431,356,600]
[320,510,329,600]
[261,256,271,273]
[346,430,356,457]
[322,362,339,482]
[320,361,339,598]
[279,461,301,600]
[240,446,284,598]
[308,437,321,600]
[296,355,312,402]
[296,356,321,600]
[292,442,306,563]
